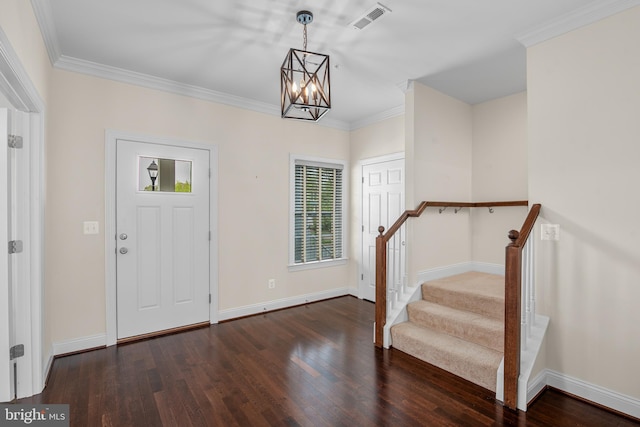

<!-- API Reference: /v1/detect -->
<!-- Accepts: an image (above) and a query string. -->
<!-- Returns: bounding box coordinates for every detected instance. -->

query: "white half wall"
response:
[528,5,640,401]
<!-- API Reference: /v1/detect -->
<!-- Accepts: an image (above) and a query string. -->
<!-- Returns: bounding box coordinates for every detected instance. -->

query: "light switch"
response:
[83,221,99,235]
[541,224,559,241]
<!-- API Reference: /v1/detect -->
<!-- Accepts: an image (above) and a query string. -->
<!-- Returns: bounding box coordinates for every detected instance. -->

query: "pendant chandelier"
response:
[280,11,331,121]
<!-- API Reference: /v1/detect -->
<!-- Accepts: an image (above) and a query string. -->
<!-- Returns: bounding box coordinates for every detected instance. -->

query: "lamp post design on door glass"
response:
[147,160,158,191]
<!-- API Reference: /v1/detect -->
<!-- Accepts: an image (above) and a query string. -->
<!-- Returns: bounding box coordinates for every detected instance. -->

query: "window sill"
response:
[288,258,348,272]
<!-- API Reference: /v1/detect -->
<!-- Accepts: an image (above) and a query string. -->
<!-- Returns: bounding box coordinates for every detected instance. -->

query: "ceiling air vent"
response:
[350,3,392,30]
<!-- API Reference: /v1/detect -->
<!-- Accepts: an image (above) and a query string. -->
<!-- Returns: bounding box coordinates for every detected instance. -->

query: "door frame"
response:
[0,28,46,398]
[105,130,219,346]
[358,152,405,300]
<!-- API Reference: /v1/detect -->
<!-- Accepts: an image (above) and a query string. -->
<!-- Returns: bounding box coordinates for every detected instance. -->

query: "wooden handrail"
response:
[503,203,541,410]
[380,201,528,243]
[374,200,529,347]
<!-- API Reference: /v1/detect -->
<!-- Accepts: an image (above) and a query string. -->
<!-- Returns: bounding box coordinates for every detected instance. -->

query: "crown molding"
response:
[30,0,61,65]
[395,80,414,93]
[350,104,405,131]
[54,55,351,131]
[517,0,640,47]
[55,55,278,115]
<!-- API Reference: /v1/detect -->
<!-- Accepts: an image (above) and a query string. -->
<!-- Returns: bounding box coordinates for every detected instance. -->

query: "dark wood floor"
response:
[18,296,639,426]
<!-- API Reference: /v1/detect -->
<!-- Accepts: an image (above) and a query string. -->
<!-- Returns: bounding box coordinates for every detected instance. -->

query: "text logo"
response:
[0,405,69,427]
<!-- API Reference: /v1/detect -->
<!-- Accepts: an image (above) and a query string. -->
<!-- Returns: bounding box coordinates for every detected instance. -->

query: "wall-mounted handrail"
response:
[374,200,529,347]
[503,203,541,410]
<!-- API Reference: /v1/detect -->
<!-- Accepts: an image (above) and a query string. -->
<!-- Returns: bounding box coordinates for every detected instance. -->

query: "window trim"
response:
[288,154,348,270]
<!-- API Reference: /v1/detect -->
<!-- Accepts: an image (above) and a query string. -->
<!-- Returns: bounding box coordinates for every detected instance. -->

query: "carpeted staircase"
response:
[391,271,505,392]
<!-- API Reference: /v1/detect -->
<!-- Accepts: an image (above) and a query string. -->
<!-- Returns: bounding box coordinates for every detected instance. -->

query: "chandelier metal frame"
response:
[280,11,331,121]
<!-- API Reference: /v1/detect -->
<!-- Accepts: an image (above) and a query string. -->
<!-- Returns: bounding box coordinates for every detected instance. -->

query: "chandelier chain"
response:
[303,24,308,52]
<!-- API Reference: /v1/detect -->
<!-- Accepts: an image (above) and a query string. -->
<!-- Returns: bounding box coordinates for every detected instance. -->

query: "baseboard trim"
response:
[48,289,353,356]
[531,369,640,419]
[218,288,351,322]
[527,369,549,406]
[52,333,107,357]
[42,349,54,388]
[417,261,504,283]
[471,261,505,276]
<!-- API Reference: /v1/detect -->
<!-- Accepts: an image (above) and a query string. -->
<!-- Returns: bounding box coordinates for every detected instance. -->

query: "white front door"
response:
[116,139,211,339]
[361,157,405,302]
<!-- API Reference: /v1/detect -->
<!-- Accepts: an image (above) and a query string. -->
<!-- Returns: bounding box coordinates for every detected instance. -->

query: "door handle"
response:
[119,247,128,254]
[119,233,128,240]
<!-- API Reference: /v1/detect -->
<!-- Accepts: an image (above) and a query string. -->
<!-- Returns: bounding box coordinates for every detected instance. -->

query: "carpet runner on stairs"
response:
[391,271,505,392]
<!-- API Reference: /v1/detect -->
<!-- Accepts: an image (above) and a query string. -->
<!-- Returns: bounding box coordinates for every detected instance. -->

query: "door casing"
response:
[105,130,219,346]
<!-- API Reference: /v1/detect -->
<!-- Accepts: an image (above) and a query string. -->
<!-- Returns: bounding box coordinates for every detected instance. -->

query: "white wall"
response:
[406,82,473,283]
[528,6,640,399]
[471,92,529,265]
[46,69,351,344]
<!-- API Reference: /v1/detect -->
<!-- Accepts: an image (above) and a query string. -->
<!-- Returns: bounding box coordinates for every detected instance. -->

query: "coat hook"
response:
[439,207,447,214]
[454,207,462,214]
[488,207,494,213]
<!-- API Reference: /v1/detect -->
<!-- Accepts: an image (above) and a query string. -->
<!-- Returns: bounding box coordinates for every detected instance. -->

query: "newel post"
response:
[504,230,522,410]
[375,226,387,348]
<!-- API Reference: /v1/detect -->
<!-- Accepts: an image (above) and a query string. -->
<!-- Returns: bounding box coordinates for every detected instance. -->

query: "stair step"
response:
[422,272,505,320]
[391,322,503,392]
[407,300,504,352]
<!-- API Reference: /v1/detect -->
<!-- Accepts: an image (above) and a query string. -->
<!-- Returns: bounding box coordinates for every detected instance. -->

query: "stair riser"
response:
[391,327,499,392]
[408,305,503,352]
[422,286,504,321]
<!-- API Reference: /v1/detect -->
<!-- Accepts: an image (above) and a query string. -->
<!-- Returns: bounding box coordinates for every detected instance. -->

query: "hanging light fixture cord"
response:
[303,23,308,51]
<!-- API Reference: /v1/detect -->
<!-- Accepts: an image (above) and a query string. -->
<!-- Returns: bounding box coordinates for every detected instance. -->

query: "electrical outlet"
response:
[83,221,99,235]
[268,279,276,289]
[541,224,560,241]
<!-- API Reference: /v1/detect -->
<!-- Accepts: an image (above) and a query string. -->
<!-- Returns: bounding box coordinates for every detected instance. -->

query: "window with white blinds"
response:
[290,156,346,267]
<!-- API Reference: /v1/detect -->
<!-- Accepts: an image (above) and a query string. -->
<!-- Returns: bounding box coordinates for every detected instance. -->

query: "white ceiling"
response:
[30,0,625,129]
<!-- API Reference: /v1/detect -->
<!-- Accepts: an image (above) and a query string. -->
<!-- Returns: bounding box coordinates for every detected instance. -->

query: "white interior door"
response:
[361,158,405,302]
[116,139,210,340]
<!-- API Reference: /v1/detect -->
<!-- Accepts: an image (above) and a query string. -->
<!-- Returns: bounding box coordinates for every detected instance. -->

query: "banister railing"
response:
[504,203,541,410]
[374,200,528,347]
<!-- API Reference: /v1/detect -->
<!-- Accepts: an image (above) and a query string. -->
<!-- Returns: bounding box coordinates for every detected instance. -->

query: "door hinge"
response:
[208,231,211,241]
[362,225,364,232]
[8,240,23,254]
[361,274,364,280]
[10,344,24,360]
[209,168,211,178]
[362,177,364,183]
[8,135,23,149]
[209,294,212,304]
